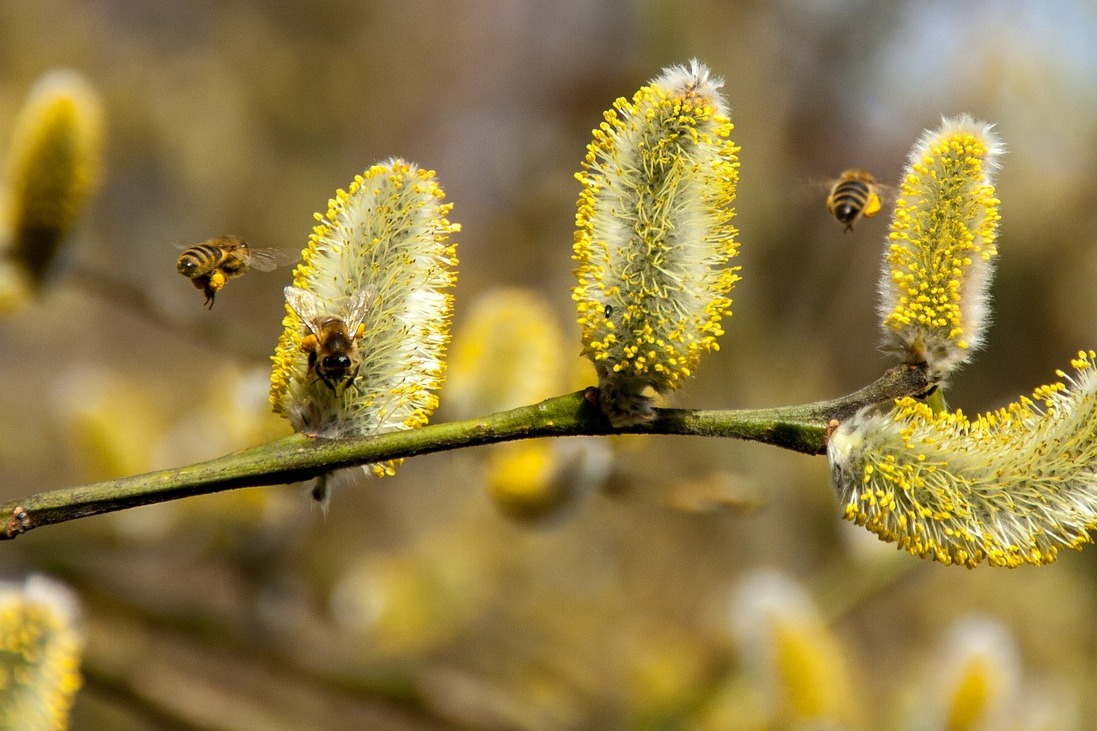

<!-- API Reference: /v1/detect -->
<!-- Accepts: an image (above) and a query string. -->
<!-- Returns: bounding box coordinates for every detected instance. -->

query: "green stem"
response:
[1,364,928,540]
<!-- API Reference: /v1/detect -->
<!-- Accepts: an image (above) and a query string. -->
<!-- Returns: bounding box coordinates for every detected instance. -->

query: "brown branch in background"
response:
[67,261,274,360]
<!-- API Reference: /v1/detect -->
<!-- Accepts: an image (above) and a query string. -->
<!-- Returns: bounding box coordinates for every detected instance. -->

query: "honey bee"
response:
[284,285,374,392]
[825,169,883,231]
[176,235,286,308]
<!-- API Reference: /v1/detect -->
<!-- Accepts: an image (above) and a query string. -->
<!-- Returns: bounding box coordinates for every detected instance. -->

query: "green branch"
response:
[1,364,928,540]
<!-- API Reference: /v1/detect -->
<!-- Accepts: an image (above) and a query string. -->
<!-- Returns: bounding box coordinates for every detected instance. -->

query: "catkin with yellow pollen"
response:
[878,115,1003,380]
[0,576,84,731]
[0,70,104,309]
[572,59,741,426]
[729,570,863,728]
[446,288,600,521]
[829,351,1097,567]
[270,159,458,502]
[831,118,1097,567]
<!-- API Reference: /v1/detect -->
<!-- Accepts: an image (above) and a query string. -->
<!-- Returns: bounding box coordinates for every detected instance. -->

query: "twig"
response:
[67,262,274,360]
[1,364,929,540]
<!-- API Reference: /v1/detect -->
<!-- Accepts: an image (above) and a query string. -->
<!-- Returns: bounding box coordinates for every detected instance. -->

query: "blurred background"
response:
[2,0,1097,728]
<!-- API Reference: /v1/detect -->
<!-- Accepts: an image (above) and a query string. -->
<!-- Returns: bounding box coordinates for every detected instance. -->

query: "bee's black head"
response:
[322,354,352,370]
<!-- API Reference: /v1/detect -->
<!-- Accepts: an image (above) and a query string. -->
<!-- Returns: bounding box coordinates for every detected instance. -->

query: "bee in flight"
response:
[825,169,883,231]
[176,235,286,308]
[284,285,374,392]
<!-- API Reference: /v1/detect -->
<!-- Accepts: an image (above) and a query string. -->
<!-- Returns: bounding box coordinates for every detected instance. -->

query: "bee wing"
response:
[341,286,377,333]
[799,176,844,212]
[246,247,294,272]
[799,175,837,195]
[284,286,326,335]
[873,182,896,205]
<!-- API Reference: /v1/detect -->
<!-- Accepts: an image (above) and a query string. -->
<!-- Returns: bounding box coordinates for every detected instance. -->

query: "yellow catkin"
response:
[4,70,104,285]
[916,617,1020,730]
[269,159,458,495]
[0,576,84,731]
[445,288,565,418]
[730,571,863,728]
[572,59,740,425]
[878,115,1003,380]
[829,352,1097,567]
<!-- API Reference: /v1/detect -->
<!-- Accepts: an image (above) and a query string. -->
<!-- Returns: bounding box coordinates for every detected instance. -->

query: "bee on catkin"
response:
[269,159,459,508]
[284,286,373,393]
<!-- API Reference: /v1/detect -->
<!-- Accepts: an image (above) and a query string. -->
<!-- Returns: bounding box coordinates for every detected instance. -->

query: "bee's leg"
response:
[302,351,323,391]
[345,364,362,395]
[204,271,227,308]
[208,270,227,292]
[202,280,216,308]
[192,275,214,308]
[863,192,882,218]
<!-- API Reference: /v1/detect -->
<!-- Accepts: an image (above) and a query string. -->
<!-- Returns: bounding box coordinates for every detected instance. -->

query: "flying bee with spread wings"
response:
[176,235,287,307]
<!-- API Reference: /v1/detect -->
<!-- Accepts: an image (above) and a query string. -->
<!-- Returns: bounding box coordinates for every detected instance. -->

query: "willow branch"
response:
[1,364,928,540]
[68,262,274,360]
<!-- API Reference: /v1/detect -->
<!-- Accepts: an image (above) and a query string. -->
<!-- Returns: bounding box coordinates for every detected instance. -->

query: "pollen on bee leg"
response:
[208,269,227,292]
[863,191,882,217]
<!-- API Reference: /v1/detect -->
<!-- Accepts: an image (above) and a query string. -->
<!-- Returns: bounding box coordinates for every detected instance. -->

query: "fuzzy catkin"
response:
[572,59,741,425]
[270,159,458,482]
[829,352,1097,567]
[878,115,1004,380]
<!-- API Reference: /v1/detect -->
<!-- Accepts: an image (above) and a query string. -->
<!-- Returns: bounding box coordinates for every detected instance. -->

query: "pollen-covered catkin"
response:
[572,59,741,426]
[2,70,104,296]
[878,115,1003,380]
[829,352,1097,567]
[729,570,862,727]
[0,576,84,731]
[446,288,608,522]
[270,159,458,487]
